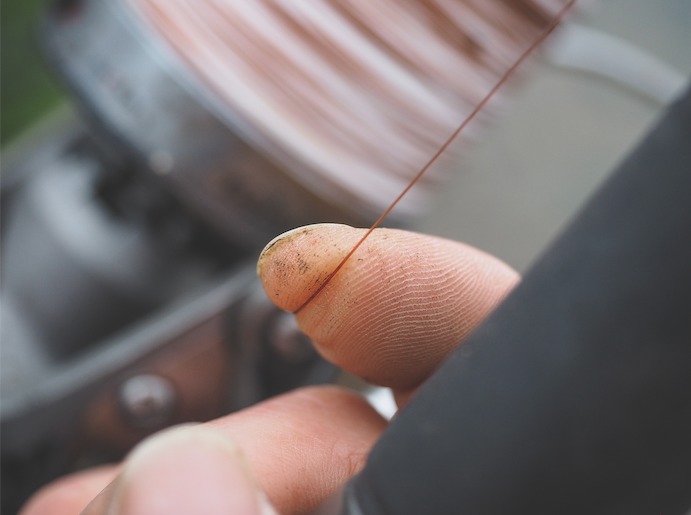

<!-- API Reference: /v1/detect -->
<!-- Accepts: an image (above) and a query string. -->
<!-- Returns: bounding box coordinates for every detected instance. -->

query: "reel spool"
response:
[43,0,566,248]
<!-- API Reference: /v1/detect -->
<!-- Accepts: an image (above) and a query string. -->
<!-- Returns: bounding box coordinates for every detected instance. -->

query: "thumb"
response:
[258,224,519,398]
[82,425,277,515]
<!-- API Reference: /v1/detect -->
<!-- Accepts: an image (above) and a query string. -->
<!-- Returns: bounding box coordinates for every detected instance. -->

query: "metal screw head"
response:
[118,374,176,429]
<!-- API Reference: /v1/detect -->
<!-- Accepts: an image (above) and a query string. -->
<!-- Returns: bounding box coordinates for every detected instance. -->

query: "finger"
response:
[258,224,519,400]
[81,425,278,515]
[24,386,385,515]
[207,386,386,513]
[19,466,118,515]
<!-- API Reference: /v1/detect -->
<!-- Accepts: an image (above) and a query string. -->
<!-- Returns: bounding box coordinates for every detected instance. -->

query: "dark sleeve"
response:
[345,84,691,515]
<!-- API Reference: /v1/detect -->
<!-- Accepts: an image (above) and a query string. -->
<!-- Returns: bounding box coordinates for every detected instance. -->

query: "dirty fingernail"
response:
[257,223,359,312]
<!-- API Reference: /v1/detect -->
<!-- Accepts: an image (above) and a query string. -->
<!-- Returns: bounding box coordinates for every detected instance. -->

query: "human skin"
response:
[21,224,519,515]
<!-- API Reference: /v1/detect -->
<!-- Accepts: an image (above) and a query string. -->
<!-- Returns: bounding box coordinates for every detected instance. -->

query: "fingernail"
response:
[257,224,359,313]
[257,223,350,278]
[108,425,276,515]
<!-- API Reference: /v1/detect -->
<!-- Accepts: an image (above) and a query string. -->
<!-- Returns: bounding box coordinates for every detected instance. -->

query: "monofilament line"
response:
[294,0,577,315]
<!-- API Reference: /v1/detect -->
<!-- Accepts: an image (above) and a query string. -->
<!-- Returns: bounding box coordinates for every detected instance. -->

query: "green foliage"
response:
[1,0,65,145]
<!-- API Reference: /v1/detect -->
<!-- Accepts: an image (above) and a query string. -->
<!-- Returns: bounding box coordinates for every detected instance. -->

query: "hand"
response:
[21,224,518,515]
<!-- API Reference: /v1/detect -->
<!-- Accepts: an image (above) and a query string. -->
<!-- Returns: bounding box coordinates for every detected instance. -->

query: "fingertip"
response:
[106,425,274,515]
[289,229,519,391]
[257,223,363,313]
[258,224,519,395]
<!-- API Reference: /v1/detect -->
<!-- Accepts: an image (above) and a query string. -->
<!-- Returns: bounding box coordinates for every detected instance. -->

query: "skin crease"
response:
[21,225,519,515]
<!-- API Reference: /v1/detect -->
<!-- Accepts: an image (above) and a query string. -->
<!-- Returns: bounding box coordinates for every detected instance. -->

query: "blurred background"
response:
[4,0,690,269]
[2,0,64,145]
[1,0,690,512]
[413,0,690,271]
